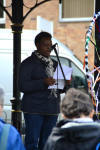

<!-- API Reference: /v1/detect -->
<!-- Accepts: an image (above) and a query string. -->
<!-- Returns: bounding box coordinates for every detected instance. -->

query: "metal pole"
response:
[10,0,23,133]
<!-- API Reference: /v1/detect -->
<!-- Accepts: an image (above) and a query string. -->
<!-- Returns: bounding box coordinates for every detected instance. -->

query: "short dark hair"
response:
[60,88,94,119]
[34,31,52,46]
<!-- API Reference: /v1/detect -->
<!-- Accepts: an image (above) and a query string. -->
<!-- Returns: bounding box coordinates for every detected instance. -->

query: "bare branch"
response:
[0,2,12,21]
[22,0,52,23]
[36,0,38,5]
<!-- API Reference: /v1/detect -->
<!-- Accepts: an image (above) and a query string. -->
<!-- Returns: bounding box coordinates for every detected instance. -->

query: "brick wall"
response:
[6,0,94,69]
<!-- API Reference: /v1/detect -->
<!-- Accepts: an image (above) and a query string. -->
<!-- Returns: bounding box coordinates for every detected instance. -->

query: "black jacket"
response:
[19,52,60,114]
[44,119,100,150]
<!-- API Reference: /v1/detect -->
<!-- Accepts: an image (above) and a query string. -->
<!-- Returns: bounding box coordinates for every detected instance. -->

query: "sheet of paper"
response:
[54,64,72,80]
[48,65,73,89]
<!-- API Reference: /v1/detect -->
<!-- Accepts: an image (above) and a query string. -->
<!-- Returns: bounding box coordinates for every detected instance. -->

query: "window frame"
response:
[59,0,95,22]
[0,0,6,24]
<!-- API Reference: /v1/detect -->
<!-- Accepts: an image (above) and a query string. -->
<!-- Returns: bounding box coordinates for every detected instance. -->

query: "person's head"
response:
[0,87,4,116]
[60,88,94,119]
[35,31,52,57]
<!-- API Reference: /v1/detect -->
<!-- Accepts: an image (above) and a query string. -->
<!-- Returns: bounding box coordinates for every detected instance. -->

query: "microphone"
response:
[51,43,58,50]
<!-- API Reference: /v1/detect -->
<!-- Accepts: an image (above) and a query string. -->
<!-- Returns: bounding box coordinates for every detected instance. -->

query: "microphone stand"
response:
[53,46,68,93]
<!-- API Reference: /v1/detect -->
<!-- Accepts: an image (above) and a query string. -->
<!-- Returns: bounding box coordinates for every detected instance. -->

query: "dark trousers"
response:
[24,113,58,150]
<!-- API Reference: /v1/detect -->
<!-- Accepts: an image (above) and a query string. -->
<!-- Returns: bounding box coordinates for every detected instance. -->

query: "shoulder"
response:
[0,121,25,150]
[44,126,62,150]
[21,54,33,64]
[0,122,21,139]
[20,52,37,70]
[7,125,25,149]
[0,118,5,124]
[21,52,38,66]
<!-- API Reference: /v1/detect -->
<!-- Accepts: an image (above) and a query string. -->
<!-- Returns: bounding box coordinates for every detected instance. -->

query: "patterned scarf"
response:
[34,50,57,98]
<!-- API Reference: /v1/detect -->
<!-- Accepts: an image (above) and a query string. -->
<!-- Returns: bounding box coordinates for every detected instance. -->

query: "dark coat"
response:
[44,119,100,150]
[18,52,60,114]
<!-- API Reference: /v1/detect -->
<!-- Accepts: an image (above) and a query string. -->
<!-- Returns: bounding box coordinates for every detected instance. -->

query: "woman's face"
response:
[36,37,52,57]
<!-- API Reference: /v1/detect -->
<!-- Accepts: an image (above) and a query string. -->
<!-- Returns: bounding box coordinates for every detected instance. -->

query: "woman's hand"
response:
[44,77,56,86]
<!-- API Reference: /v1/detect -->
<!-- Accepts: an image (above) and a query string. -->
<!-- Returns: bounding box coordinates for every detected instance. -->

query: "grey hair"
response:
[0,87,4,106]
[60,88,94,119]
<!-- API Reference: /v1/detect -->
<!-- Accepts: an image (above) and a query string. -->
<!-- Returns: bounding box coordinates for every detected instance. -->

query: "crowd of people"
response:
[0,31,100,150]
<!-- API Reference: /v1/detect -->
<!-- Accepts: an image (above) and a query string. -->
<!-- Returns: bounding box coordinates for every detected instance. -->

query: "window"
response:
[51,56,88,93]
[0,0,5,27]
[51,56,69,67]
[59,0,95,22]
[70,61,88,92]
